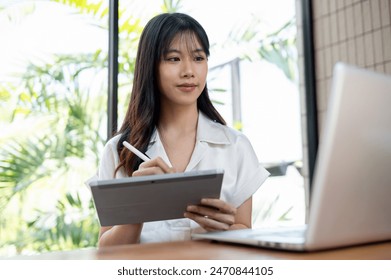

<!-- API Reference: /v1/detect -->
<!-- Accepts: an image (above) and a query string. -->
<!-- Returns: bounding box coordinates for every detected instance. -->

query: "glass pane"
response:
[117,0,305,228]
[0,0,108,256]
[187,0,305,227]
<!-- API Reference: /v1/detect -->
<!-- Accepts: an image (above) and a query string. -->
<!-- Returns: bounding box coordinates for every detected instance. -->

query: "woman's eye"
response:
[166,57,180,62]
[194,56,205,61]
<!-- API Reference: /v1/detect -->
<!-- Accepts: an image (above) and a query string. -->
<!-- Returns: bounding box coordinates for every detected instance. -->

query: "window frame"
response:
[107,0,319,189]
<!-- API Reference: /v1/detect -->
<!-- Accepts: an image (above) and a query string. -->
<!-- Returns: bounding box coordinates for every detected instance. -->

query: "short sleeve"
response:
[97,139,118,180]
[84,135,122,189]
[229,134,270,207]
[98,134,125,180]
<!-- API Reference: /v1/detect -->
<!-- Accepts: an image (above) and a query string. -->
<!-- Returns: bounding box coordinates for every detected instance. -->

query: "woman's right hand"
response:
[132,157,176,176]
[99,157,175,247]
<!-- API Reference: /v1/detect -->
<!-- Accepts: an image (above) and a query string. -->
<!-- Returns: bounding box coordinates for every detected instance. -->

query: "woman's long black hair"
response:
[115,13,225,176]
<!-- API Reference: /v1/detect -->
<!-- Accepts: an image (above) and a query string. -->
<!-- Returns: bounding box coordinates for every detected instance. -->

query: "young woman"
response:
[96,13,269,247]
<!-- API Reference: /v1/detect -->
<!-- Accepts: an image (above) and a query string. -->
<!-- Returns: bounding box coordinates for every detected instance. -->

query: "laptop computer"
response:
[192,63,391,251]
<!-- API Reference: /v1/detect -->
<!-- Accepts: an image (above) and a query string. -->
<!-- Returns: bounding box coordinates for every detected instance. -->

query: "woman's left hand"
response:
[184,198,237,231]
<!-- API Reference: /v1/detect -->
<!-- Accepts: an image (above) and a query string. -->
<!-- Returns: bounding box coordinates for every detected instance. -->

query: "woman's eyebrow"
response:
[165,49,181,54]
[165,48,205,54]
[192,48,205,53]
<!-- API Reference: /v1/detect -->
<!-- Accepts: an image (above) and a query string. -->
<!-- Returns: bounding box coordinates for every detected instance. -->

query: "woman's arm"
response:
[229,197,252,229]
[184,197,253,231]
[98,224,143,247]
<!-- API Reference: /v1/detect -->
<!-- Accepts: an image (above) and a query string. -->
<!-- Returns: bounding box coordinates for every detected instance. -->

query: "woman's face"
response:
[157,33,208,108]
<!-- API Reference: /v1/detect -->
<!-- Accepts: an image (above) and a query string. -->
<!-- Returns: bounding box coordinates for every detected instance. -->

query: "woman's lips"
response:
[177,84,197,92]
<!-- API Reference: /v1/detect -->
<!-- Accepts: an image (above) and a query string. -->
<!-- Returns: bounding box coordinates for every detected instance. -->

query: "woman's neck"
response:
[158,106,199,133]
[158,106,199,172]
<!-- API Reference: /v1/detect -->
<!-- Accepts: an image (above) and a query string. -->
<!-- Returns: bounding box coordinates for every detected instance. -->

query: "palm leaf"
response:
[0,137,54,211]
[227,16,297,82]
[52,0,106,19]
[26,191,99,250]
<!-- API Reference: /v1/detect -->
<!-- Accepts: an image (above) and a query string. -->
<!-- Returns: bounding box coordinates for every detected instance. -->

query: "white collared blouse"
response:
[97,112,269,243]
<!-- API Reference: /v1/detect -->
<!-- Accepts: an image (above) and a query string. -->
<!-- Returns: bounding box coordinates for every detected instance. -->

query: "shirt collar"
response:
[197,111,230,144]
[148,111,231,145]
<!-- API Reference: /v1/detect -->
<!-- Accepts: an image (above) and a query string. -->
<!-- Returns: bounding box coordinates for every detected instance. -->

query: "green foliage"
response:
[228,17,298,83]
[27,192,99,252]
[0,51,107,254]
[161,0,183,13]
[0,86,11,101]
[257,19,297,82]
[53,0,108,20]
[0,135,51,197]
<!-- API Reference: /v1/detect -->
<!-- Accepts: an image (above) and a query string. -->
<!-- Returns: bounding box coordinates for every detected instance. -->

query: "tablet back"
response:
[89,169,224,226]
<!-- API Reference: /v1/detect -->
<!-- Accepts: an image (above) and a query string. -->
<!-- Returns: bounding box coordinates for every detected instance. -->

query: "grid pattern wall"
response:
[295,0,391,216]
[312,0,391,137]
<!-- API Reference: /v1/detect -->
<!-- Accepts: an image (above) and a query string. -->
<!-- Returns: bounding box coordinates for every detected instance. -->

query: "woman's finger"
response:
[186,205,235,225]
[199,198,237,215]
[139,157,175,173]
[184,211,230,231]
[132,166,165,176]
[133,156,176,176]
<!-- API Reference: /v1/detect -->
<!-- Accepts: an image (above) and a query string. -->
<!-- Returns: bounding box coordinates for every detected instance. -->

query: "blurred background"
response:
[0,0,304,257]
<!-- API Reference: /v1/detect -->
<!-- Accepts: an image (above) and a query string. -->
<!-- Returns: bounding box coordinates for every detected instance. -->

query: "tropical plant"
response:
[228,16,298,82]
[0,51,107,254]
[257,18,297,82]
[26,192,100,252]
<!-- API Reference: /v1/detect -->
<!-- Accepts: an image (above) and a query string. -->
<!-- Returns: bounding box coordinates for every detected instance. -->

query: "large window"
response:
[0,0,108,256]
[114,0,305,228]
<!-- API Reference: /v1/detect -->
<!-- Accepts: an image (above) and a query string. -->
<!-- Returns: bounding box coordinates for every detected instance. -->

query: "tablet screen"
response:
[89,169,224,226]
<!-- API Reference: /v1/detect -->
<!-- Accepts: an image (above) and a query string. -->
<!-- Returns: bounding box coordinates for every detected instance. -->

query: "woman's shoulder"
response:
[105,134,121,147]
[98,134,123,180]
[101,134,122,156]
[218,123,252,147]
[200,112,250,146]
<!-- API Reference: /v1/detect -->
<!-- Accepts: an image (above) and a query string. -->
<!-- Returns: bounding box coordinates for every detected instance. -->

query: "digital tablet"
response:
[89,169,224,226]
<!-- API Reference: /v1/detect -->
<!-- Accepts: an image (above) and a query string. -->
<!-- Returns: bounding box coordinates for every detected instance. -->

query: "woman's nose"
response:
[181,60,195,78]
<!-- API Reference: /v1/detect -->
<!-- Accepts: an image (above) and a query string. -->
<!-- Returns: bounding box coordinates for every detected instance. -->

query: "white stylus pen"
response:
[123,141,150,162]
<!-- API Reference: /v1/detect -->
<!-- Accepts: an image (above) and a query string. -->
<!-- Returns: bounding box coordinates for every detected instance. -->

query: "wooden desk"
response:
[11,240,391,260]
